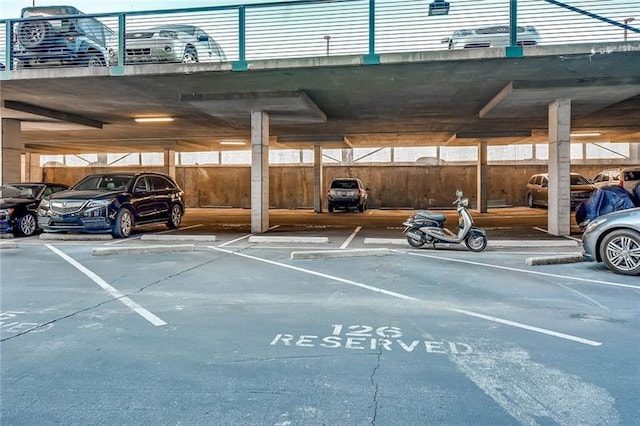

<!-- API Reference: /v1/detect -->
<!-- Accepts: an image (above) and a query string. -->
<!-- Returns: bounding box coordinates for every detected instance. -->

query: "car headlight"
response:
[37,199,50,211]
[86,199,112,208]
[0,208,14,216]
[584,217,608,234]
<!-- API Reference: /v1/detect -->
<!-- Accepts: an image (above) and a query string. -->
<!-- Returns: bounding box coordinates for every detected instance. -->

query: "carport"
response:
[2,43,640,236]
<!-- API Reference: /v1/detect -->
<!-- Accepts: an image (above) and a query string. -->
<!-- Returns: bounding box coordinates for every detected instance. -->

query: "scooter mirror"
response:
[455,189,463,198]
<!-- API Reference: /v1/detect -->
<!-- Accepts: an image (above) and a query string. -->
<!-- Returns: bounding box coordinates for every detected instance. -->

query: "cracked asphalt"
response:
[1,225,639,425]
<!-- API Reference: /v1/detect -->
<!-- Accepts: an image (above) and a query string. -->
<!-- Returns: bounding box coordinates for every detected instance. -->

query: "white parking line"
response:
[208,246,602,346]
[398,250,640,290]
[340,226,362,249]
[46,245,167,327]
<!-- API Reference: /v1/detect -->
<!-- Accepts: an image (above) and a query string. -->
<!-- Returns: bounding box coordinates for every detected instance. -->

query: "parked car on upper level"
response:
[327,178,369,213]
[582,207,640,276]
[124,24,226,64]
[441,25,540,50]
[37,172,184,238]
[0,182,69,236]
[14,5,111,68]
[592,167,640,192]
[526,172,595,209]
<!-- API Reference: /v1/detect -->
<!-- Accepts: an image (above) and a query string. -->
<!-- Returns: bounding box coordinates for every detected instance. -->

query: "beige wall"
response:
[41,164,632,209]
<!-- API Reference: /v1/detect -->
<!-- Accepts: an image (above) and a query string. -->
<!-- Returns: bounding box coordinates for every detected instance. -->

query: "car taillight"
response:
[358,189,365,197]
[618,180,624,187]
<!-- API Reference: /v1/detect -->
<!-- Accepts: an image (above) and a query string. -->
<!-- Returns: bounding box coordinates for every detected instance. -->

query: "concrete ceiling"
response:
[1,42,639,154]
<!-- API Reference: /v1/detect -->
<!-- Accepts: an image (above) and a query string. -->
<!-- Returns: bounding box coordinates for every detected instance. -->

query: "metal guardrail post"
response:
[506,0,523,58]
[363,0,380,65]
[109,13,126,76]
[233,6,248,71]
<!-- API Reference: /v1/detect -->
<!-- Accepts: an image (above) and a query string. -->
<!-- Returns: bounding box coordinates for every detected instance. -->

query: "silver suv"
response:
[14,6,111,68]
[442,25,540,49]
[124,24,226,64]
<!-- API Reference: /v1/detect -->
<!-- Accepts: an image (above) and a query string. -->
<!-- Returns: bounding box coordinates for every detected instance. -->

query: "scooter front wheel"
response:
[465,233,487,252]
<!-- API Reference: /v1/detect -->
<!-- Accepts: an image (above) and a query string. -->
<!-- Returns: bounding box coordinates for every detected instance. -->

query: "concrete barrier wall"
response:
[42,164,633,209]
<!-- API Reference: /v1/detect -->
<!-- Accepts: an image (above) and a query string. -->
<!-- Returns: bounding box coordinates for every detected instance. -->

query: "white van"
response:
[442,25,540,49]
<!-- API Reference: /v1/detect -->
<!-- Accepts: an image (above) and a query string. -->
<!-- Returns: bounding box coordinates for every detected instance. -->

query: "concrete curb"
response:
[0,242,18,249]
[141,234,217,242]
[40,233,113,241]
[525,254,587,266]
[364,237,579,248]
[0,234,15,240]
[291,248,390,260]
[91,244,195,256]
[249,236,329,244]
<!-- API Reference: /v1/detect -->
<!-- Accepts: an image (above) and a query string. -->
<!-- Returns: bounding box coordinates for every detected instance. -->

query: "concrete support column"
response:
[548,99,572,236]
[341,148,353,166]
[1,119,22,185]
[251,111,269,233]
[476,141,488,213]
[24,152,41,182]
[630,142,639,162]
[313,144,323,213]
[164,149,176,179]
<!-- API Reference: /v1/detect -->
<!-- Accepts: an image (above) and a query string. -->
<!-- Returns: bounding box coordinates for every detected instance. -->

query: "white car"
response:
[592,167,640,193]
[124,24,226,64]
[442,25,540,49]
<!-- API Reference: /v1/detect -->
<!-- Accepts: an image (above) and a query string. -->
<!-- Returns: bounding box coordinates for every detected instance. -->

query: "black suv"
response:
[37,172,184,238]
[327,178,369,212]
[14,6,111,68]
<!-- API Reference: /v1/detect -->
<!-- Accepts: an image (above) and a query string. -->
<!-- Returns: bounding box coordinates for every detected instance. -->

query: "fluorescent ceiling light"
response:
[134,117,175,123]
[219,140,246,145]
[570,132,601,137]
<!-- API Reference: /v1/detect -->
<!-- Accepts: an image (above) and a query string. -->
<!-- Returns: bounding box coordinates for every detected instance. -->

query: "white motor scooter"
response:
[402,190,488,252]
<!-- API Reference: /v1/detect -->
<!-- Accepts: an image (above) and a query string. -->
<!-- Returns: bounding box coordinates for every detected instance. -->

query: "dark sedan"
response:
[37,172,184,238]
[0,182,69,236]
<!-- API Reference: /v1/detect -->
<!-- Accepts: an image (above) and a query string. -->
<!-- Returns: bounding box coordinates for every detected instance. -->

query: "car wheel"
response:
[113,208,133,238]
[84,53,104,67]
[167,204,182,229]
[18,21,52,49]
[328,203,334,213]
[182,48,198,63]
[465,232,487,252]
[526,193,535,208]
[599,229,640,276]
[16,213,37,237]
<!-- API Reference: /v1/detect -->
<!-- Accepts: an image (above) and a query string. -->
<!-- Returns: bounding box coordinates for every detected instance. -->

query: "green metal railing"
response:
[0,0,638,74]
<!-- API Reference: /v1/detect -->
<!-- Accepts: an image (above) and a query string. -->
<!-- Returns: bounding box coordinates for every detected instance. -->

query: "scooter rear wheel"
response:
[465,233,487,252]
[406,230,425,248]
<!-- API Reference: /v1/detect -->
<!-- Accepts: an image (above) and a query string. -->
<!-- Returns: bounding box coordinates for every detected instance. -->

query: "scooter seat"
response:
[415,210,446,222]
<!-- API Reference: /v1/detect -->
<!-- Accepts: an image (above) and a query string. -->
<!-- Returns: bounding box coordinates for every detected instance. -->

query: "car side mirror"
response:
[541,183,548,188]
[365,187,370,192]
[198,35,209,42]
[441,37,451,44]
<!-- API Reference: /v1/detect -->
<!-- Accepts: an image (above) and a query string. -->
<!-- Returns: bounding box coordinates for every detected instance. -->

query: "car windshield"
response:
[0,184,40,199]
[570,175,591,185]
[331,180,358,189]
[73,175,133,191]
[624,170,640,181]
